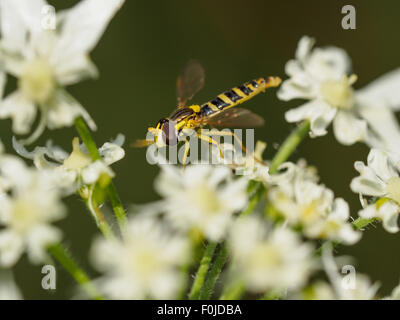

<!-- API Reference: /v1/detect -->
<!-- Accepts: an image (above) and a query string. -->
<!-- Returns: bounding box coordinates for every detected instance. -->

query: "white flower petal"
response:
[285,100,336,137]
[277,78,315,101]
[357,68,400,111]
[295,36,315,62]
[0,230,24,267]
[332,110,367,145]
[358,104,400,154]
[367,149,397,182]
[81,160,114,185]
[0,91,36,134]
[53,54,99,85]
[0,0,45,52]
[46,89,97,131]
[54,0,124,60]
[99,141,125,165]
[306,46,351,82]
[379,201,400,233]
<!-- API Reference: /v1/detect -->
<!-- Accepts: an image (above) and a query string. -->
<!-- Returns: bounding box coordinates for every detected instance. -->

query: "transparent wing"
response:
[200,108,265,128]
[176,59,205,108]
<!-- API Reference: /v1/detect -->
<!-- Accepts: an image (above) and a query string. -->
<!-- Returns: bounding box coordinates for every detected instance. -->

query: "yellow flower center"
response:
[300,201,322,224]
[63,137,92,170]
[250,243,281,268]
[320,74,357,109]
[189,183,221,214]
[386,177,400,204]
[19,58,55,104]
[11,197,40,234]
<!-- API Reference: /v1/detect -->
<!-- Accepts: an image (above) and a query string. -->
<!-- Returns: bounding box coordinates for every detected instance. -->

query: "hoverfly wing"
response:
[176,59,205,108]
[131,139,154,148]
[200,108,265,128]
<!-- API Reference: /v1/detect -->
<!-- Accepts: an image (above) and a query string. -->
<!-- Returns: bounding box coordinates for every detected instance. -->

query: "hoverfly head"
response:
[156,118,178,146]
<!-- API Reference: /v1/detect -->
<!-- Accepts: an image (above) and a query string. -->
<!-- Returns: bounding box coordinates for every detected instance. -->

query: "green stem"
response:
[74,117,127,232]
[269,121,310,174]
[78,187,116,241]
[47,243,103,300]
[198,244,229,299]
[189,242,217,300]
[106,182,127,232]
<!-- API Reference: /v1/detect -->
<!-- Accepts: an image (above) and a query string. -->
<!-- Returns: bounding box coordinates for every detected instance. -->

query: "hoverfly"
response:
[133,60,281,164]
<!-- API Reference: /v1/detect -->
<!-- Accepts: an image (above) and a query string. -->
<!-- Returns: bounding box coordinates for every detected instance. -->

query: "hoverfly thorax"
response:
[156,118,178,146]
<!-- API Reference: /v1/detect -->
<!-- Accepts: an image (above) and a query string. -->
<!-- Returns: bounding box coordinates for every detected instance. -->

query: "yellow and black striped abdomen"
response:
[199,76,281,117]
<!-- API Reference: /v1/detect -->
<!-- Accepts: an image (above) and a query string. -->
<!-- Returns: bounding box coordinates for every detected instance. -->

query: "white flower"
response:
[0,156,66,267]
[13,135,125,194]
[0,0,125,143]
[384,282,400,300]
[0,271,22,300]
[90,215,190,300]
[278,36,400,147]
[322,246,379,300]
[155,165,248,241]
[351,148,400,233]
[269,161,361,244]
[228,216,314,292]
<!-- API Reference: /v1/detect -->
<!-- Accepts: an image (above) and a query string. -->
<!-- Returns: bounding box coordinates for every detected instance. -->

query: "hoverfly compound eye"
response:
[161,120,178,146]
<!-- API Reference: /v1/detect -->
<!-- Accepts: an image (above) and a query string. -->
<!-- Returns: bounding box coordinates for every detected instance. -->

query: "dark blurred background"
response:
[1,0,399,299]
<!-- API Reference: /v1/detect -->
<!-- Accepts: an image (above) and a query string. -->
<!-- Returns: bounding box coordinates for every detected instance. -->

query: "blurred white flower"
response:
[13,135,125,194]
[351,148,400,233]
[299,281,335,300]
[0,0,125,143]
[91,215,190,300]
[278,36,400,147]
[384,283,400,300]
[0,156,66,267]
[269,161,360,244]
[0,271,22,300]
[322,246,379,300]
[155,165,248,241]
[228,216,314,292]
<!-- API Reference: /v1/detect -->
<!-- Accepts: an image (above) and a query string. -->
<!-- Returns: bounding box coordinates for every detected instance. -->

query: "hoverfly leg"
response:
[202,130,264,165]
[182,138,190,167]
[197,131,224,159]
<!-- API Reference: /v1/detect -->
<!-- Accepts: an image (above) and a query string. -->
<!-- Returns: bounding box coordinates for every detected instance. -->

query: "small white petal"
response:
[285,100,336,137]
[0,91,36,134]
[53,54,99,85]
[358,104,400,154]
[367,149,397,182]
[357,68,400,111]
[99,141,125,165]
[295,36,315,62]
[81,160,114,185]
[380,201,400,233]
[54,0,125,60]
[332,110,367,145]
[46,89,97,131]
[0,231,24,267]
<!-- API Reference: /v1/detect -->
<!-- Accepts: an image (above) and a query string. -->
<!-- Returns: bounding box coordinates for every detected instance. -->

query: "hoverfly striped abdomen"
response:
[198,77,269,118]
